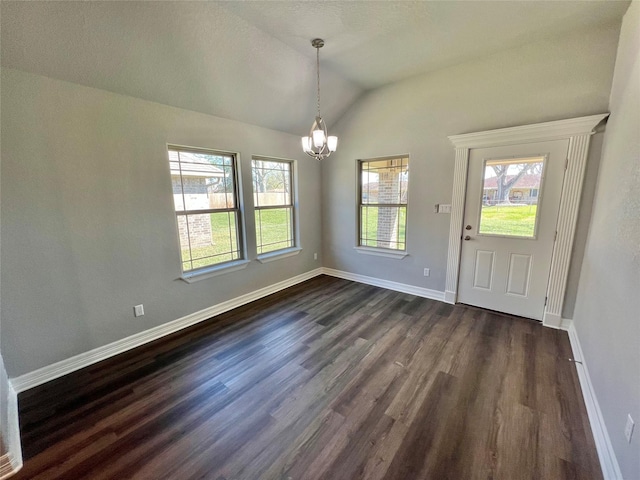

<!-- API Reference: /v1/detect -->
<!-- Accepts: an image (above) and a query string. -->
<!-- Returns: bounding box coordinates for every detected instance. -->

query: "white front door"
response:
[457,140,569,320]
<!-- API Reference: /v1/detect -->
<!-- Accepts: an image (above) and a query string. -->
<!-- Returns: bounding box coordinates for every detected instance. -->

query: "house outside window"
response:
[251,157,296,255]
[358,156,409,251]
[168,146,243,274]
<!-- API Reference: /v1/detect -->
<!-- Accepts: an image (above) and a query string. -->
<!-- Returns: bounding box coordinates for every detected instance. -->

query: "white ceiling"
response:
[1,1,629,136]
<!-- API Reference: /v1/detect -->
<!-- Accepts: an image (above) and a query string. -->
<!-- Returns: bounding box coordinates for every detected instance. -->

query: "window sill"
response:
[256,247,302,264]
[354,246,408,259]
[180,259,250,283]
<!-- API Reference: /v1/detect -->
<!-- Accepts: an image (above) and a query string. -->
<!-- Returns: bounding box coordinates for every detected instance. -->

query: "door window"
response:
[478,156,545,239]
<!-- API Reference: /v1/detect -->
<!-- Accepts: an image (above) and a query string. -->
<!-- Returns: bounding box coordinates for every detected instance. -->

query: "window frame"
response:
[251,156,300,261]
[356,155,410,258]
[167,145,248,281]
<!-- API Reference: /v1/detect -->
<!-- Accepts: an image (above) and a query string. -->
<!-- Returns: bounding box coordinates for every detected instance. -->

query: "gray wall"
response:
[572,2,640,478]
[322,23,620,317]
[0,69,322,378]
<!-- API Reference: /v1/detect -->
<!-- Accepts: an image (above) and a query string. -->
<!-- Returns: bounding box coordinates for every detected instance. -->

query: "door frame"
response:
[444,114,608,327]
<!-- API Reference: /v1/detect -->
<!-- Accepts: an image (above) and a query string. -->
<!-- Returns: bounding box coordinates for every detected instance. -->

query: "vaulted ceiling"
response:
[1,1,629,136]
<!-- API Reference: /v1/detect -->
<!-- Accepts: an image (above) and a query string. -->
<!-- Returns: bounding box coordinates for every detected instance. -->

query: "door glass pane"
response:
[478,157,545,238]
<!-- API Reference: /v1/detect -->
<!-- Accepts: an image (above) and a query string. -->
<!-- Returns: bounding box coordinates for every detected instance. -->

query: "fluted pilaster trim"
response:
[444,147,469,302]
[543,134,591,324]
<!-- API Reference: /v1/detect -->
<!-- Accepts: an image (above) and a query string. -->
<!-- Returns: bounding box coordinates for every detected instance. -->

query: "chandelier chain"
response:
[316,46,321,117]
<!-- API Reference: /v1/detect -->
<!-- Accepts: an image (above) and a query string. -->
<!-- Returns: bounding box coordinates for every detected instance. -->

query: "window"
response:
[358,156,409,251]
[251,157,295,255]
[478,157,545,238]
[168,146,243,274]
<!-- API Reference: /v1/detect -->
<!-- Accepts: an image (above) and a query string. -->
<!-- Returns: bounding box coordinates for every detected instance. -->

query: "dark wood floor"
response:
[14,275,601,480]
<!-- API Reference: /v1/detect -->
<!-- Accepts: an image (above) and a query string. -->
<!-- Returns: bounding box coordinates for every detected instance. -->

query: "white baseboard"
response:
[543,311,562,328]
[559,317,573,331]
[0,377,22,479]
[542,316,574,331]
[321,267,446,302]
[567,323,622,480]
[10,268,323,393]
[444,290,456,305]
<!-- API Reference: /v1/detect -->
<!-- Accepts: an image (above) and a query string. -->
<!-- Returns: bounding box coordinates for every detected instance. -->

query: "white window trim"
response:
[256,246,302,264]
[357,155,410,253]
[251,156,298,256]
[180,259,250,283]
[354,246,408,259]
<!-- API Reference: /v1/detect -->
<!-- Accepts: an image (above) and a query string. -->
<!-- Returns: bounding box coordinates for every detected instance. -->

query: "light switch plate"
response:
[625,414,634,443]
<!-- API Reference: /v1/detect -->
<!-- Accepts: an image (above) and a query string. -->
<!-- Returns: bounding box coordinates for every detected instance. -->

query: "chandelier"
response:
[301,38,338,160]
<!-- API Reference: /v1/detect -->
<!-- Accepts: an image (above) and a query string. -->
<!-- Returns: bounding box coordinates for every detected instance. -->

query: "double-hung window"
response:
[251,157,296,255]
[168,146,243,274]
[358,156,409,251]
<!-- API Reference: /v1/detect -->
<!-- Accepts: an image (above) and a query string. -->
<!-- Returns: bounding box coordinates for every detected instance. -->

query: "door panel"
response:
[506,253,532,296]
[457,140,569,320]
[473,250,495,290]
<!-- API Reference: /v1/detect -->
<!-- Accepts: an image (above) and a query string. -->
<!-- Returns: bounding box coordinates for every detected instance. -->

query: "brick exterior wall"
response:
[172,176,213,248]
[377,171,400,248]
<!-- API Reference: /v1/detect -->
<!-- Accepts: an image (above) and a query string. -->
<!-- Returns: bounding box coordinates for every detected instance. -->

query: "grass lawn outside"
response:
[255,207,293,254]
[360,206,407,249]
[479,204,538,237]
[181,209,293,271]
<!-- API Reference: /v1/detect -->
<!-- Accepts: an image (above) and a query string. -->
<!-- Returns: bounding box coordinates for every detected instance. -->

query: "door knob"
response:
[465,225,472,230]
[464,235,471,241]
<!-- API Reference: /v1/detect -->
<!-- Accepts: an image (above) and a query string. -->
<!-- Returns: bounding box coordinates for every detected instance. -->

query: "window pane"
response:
[169,149,235,211]
[252,158,296,255]
[358,156,408,251]
[360,205,406,250]
[360,158,408,205]
[169,147,243,274]
[255,207,293,254]
[252,160,292,207]
[479,157,544,238]
[169,150,186,211]
[177,212,240,272]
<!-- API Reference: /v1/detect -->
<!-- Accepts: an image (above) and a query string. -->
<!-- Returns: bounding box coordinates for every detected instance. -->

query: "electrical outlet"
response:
[314,252,318,260]
[625,414,634,443]
[423,268,430,277]
[134,304,145,317]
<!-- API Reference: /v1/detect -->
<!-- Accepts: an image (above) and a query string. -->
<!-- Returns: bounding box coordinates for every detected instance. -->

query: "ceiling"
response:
[1,1,629,136]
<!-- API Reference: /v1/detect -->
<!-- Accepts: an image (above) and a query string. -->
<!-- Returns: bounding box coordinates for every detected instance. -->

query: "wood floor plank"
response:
[13,275,602,480]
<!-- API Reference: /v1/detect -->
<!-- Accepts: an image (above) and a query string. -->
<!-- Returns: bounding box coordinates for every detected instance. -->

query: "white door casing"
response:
[445,114,609,327]
[457,141,568,320]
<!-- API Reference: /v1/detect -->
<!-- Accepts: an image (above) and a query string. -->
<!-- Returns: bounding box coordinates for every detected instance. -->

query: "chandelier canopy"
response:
[301,39,338,161]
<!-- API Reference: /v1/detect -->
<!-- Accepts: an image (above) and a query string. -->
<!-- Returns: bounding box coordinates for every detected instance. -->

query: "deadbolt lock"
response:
[465,225,472,230]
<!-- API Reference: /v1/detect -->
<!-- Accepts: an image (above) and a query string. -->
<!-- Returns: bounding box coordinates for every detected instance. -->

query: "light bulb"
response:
[328,136,338,152]
[312,129,326,148]
[301,136,312,152]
